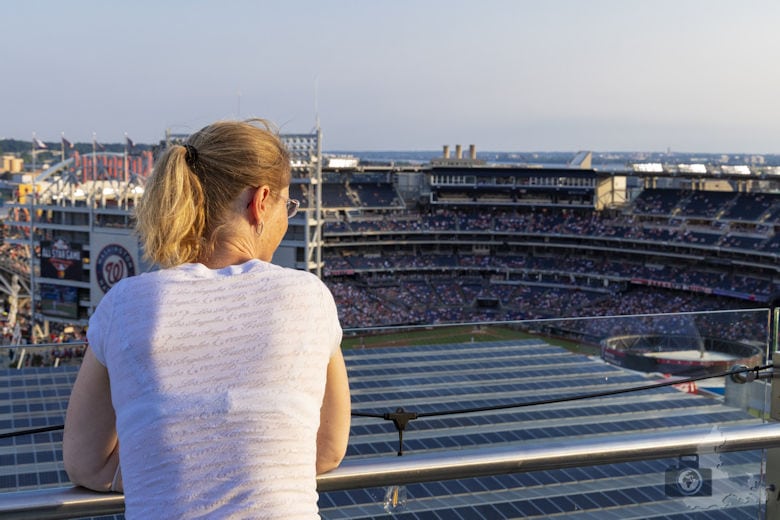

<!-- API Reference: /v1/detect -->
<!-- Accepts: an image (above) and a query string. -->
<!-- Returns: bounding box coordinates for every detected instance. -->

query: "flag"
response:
[61,136,74,149]
[33,137,47,149]
[125,135,135,149]
[93,139,105,151]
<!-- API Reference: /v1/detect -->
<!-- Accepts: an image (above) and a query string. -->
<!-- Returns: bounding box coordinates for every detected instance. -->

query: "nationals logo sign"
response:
[96,243,136,293]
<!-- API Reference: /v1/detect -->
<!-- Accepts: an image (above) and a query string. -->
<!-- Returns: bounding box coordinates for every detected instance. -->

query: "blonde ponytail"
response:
[135,146,206,267]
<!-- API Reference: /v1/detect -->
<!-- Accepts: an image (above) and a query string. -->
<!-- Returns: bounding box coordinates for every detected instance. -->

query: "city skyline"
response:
[2,1,779,154]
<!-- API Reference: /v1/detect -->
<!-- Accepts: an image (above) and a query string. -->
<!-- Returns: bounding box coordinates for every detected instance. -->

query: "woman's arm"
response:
[63,348,121,491]
[316,348,351,474]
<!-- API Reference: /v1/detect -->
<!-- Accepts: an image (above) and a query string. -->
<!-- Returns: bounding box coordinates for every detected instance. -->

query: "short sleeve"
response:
[318,280,343,356]
[86,285,117,366]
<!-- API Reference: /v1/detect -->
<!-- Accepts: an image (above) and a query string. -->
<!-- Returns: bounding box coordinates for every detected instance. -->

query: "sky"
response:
[2,0,779,153]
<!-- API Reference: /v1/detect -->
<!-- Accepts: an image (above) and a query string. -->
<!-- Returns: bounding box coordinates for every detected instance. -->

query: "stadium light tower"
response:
[279,130,323,277]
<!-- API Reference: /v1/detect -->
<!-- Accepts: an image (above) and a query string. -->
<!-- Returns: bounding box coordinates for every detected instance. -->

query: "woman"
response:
[63,120,351,519]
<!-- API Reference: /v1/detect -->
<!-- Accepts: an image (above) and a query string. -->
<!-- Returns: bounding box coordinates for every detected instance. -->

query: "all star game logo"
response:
[96,243,136,293]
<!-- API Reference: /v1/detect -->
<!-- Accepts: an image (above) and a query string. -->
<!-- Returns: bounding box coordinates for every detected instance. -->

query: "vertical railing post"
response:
[766,297,780,519]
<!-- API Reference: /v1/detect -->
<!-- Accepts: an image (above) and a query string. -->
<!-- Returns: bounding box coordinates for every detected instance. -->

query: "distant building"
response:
[1,154,23,173]
[430,144,486,167]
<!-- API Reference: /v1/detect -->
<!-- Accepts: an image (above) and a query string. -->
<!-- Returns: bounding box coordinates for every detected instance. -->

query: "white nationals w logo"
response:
[96,243,136,293]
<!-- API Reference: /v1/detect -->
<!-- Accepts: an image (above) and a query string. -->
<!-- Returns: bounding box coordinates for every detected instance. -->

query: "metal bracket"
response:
[384,407,418,456]
[730,364,775,384]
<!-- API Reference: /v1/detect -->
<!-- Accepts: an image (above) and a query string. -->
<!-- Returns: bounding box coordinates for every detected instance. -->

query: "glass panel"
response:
[0,309,773,518]
[326,310,771,518]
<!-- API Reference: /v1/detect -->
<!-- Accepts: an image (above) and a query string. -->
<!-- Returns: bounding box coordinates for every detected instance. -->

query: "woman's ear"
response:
[248,186,272,221]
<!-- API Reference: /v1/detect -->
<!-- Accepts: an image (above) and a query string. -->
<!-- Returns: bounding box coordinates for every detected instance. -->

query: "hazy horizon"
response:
[4,137,777,158]
[3,1,778,154]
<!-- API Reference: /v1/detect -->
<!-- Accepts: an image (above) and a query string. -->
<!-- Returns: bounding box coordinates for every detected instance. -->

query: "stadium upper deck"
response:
[314,161,779,331]
[0,152,777,335]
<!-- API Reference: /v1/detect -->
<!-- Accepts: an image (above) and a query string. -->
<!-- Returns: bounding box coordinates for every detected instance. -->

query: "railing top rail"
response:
[2,421,779,520]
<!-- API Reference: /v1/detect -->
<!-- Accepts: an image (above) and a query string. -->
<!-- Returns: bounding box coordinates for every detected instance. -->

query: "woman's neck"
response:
[198,239,262,269]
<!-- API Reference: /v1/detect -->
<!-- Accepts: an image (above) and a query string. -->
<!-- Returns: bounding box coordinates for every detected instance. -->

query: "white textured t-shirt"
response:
[87,260,342,519]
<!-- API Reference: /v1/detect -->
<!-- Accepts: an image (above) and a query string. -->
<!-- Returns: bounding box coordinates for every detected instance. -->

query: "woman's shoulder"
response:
[246,260,319,282]
[99,265,202,300]
[249,262,333,298]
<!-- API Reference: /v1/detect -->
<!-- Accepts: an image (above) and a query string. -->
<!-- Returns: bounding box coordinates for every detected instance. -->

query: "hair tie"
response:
[183,144,199,169]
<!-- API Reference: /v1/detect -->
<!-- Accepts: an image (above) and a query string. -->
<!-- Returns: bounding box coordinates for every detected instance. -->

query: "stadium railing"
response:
[4,421,780,519]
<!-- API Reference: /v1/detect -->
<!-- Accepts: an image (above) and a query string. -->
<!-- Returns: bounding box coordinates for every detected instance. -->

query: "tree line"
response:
[0,139,152,158]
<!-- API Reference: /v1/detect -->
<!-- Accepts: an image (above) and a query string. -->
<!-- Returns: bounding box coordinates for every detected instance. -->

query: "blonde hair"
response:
[135,119,290,268]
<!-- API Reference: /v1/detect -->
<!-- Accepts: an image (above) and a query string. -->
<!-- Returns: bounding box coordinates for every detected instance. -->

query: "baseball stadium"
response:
[1,135,779,518]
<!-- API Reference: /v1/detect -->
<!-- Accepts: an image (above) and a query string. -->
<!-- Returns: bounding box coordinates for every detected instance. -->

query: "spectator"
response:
[63,119,350,519]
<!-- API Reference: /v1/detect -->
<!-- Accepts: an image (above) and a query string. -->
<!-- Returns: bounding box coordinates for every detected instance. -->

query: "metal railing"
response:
[3,422,780,519]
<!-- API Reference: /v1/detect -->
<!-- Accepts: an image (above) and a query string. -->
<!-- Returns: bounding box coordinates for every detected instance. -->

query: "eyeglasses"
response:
[281,197,300,219]
[246,189,300,219]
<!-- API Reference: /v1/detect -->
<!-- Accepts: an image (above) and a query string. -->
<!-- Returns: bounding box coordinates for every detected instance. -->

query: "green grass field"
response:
[342,324,600,355]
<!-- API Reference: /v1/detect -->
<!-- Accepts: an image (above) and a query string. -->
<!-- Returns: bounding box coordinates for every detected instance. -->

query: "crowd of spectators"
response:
[324,250,775,301]
[3,320,87,367]
[320,185,780,230]
[322,187,777,344]
[325,205,779,254]
[326,273,765,347]
[0,243,30,276]
[0,184,774,355]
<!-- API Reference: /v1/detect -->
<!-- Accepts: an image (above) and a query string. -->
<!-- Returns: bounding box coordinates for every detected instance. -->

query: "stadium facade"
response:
[2,140,779,337]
